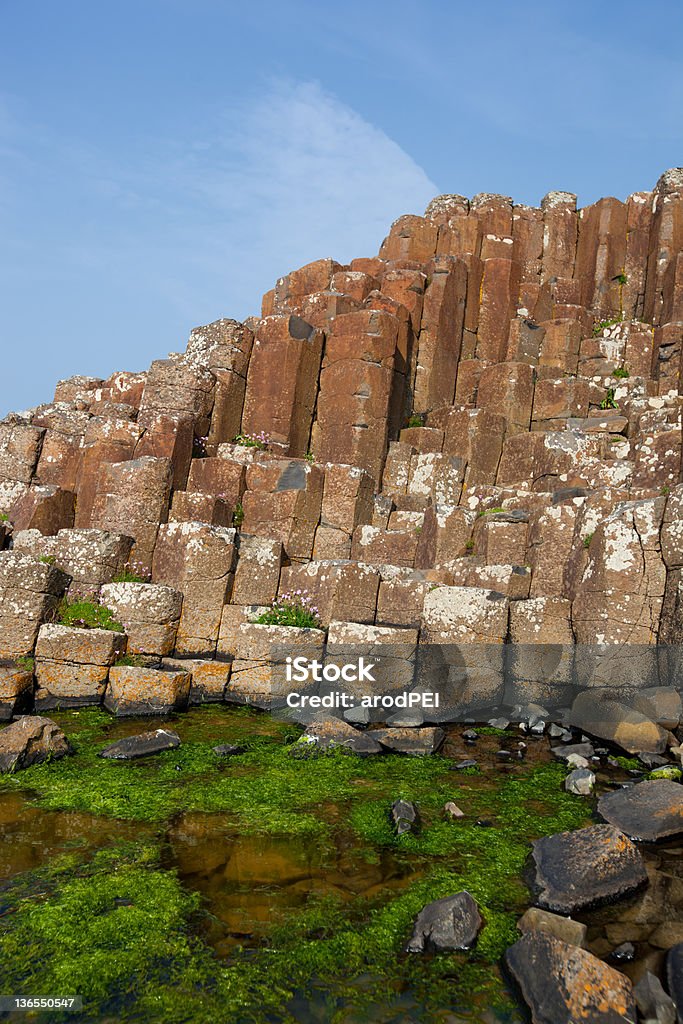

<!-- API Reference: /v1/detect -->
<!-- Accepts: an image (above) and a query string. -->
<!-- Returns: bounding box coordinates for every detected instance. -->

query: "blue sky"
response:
[1,0,682,415]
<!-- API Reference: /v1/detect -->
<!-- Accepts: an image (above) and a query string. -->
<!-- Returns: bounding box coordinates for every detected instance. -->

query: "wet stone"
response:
[213,743,246,757]
[565,768,596,795]
[634,971,676,1024]
[390,798,419,836]
[530,824,648,914]
[607,941,636,964]
[371,726,445,756]
[450,759,478,771]
[0,716,72,773]
[99,729,181,760]
[598,780,683,842]
[405,891,482,953]
[505,932,637,1024]
[517,907,587,948]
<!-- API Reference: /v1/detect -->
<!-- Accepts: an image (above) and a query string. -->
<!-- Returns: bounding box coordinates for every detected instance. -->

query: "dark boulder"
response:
[505,932,637,1024]
[406,891,482,953]
[598,780,683,842]
[99,728,181,760]
[530,824,648,914]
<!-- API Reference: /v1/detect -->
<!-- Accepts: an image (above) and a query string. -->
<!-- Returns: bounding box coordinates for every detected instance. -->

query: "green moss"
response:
[613,366,629,379]
[14,655,34,673]
[476,506,505,518]
[614,755,641,771]
[0,710,592,1022]
[0,512,8,522]
[405,414,425,429]
[648,766,682,781]
[114,654,147,668]
[56,598,124,632]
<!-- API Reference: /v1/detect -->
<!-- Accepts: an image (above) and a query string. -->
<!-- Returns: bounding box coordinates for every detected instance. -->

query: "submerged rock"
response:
[666,943,683,1023]
[634,971,676,1024]
[390,798,419,836]
[0,715,72,773]
[598,780,683,842]
[99,728,181,760]
[505,932,637,1024]
[530,824,648,914]
[372,726,445,756]
[405,891,482,953]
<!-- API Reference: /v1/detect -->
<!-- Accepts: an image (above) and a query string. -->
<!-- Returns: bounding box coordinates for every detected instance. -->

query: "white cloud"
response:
[170,79,439,316]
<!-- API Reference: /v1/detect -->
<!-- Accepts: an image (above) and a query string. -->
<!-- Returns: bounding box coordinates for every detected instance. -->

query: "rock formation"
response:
[1,169,683,722]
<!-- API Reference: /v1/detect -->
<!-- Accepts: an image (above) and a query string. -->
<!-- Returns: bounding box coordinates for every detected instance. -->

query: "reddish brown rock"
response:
[9,484,75,535]
[242,314,323,456]
[90,456,172,570]
[241,459,323,561]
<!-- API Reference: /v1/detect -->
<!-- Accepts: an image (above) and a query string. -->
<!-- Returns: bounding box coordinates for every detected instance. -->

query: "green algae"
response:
[0,707,593,1022]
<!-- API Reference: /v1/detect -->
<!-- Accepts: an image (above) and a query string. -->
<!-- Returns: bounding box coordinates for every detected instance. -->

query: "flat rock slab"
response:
[531,824,648,914]
[99,729,181,760]
[372,727,445,756]
[406,891,482,953]
[598,780,683,842]
[0,715,72,773]
[299,718,382,756]
[505,932,637,1024]
[517,907,587,948]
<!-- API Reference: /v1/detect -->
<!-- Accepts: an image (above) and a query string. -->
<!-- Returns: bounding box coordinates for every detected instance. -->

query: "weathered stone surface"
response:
[372,726,445,756]
[0,552,71,658]
[9,484,75,535]
[390,798,419,836]
[530,824,648,914]
[299,717,383,756]
[104,666,192,716]
[406,891,482,953]
[241,460,323,561]
[0,665,33,720]
[99,728,181,759]
[36,623,125,666]
[568,689,670,754]
[0,716,72,773]
[598,780,683,842]
[242,314,323,457]
[232,535,283,607]
[90,456,173,570]
[516,907,587,948]
[153,522,236,656]
[100,582,182,657]
[505,932,637,1024]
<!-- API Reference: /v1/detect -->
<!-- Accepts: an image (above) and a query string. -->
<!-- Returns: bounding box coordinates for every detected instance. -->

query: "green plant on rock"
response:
[232,502,244,528]
[406,414,425,429]
[476,506,505,518]
[614,272,628,286]
[114,654,147,668]
[592,317,622,337]
[0,513,8,522]
[56,598,124,633]
[661,485,671,497]
[15,656,34,673]
[232,431,269,450]
[112,559,152,584]
[304,450,315,463]
[613,366,629,379]
[39,555,56,565]
[583,532,594,549]
[255,591,322,629]
[600,388,619,410]
[464,539,475,554]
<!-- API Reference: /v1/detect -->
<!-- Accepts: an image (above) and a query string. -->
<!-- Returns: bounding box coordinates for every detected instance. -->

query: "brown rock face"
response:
[2,168,683,724]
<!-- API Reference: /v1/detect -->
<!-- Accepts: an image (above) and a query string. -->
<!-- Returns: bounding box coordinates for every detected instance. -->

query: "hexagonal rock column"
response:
[241,314,323,457]
[279,560,380,627]
[0,421,45,488]
[228,622,325,709]
[35,623,127,709]
[104,665,192,716]
[90,456,173,571]
[231,536,283,607]
[100,582,183,658]
[184,319,254,449]
[311,309,401,485]
[13,527,134,602]
[163,657,232,704]
[0,552,71,660]
[325,621,418,708]
[152,522,237,657]
[8,484,75,536]
[241,459,324,562]
[0,664,34,720]
[419,585,509,717]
